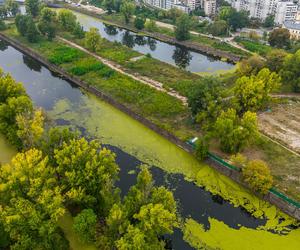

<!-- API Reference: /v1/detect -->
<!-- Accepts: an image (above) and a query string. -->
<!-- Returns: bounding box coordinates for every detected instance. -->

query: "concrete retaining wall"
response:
[0,32,299,221]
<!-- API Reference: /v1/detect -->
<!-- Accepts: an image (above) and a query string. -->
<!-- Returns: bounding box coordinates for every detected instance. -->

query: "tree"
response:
[0,6,8,19]
[72,22,85,39]
[229,10,249,31]
[0,19,6,31]
[58,9,77,32]
[265,49,287,73]
[73,209,97,243]
[280,49,300,92]
[54,138,120,213]
[25,0,40,17]
[16,108,44,149]
[120,0,135,24]
[104,0,115,14]
[0,149,68,249]
[263,15,274,28]
[194,137,209,161]
[38,8,57,40]
[174,14,191,41]
[134,15,145,30]
[5,0,19,17]
[207,20,228,36]
[236,55,265,76]
[188,76,223,128]
[234,68,281,112]
[242,160,273,194]
[214,109,258,153]
[25,16,39,42]
[85,27,101,52]
[218,6,233,22]
[268,28,290,49]
[145,19,157,32]
[15,14,30,36]
[99,167,178,250]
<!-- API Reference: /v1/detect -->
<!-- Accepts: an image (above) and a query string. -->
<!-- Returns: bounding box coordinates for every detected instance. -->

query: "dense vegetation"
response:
[0,70,178,249]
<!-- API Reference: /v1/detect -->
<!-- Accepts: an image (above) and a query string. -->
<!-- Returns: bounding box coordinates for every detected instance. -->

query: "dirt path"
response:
[58,37,188,105]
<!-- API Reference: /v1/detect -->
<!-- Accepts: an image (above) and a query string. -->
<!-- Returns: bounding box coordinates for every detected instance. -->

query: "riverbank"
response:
[65,4,249,62]
[1,31,300,221]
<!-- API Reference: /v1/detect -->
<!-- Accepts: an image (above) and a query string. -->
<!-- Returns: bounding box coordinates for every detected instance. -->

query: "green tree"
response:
[25,15,39,42]
[54,138,120,213]
[218,6,233,22]
[242,160,273,194]
[0,19,6,31]
[207,20,228,36]
[134,15,146,30]
[104,0,115,14]
[236,55,265,76]
[229,10,249,31]
[58,9,77,32]
[5,0,19,17]
[15,14,30,36]
[72,22,85,39]
[25,0,40,17]
[280,49,300,92]
[268,28,290,49]
[263,15,274,28]
[194,137,209,161]
[38,7,57,40]
[85,27,101,52]
[234,68,281,112]
[0,149,68,250]
[174,13,191,41]
[0,6,8,19]
[73,209,97,243]
[188,76,223,128]
[214,109,258,153]
[120,0,135,24]
[265,49,287,73]
[16,108,44,149]
[145,19,157,32]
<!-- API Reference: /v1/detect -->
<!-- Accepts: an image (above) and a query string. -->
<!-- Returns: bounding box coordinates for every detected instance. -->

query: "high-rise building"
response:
[202,0,217,16]
[224,0,298,24]
[186,0,201,10]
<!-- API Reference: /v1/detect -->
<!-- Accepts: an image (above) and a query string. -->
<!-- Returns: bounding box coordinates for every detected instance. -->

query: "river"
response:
[0,40,299,249]
[69,10,234,73]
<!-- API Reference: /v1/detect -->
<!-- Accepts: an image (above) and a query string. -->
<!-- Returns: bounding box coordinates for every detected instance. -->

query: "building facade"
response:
[202,0,216,16]
[225,0,299,24]
[283,21,300,39]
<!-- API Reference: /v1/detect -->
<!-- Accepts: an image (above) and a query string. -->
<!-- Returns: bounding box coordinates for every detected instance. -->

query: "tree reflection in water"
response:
[104,24,118,36]
[172,46,192,69]
[0,40,8,51]
[122,31,135,48]
[147,37,157,51]
[23,55,42,72]
[134,35,147,46]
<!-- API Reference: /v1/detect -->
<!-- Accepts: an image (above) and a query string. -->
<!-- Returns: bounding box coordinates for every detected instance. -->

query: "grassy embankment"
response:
[3,26,300,202]
[234,37,273,56]
[98,13,250,58]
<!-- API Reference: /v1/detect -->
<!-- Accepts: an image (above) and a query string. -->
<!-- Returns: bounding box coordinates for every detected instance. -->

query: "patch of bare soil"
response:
[259,100,300,154]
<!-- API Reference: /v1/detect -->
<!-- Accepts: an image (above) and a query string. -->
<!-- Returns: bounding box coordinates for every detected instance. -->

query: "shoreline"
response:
[0,32,299,221]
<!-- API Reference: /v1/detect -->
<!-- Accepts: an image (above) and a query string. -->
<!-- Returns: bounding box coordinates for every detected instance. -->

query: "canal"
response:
[0,40,299,249]
[69,10,234,73]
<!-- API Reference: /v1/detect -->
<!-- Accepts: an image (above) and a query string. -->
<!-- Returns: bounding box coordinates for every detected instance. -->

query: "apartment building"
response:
[202,0,216,16]
[225,0,298,24]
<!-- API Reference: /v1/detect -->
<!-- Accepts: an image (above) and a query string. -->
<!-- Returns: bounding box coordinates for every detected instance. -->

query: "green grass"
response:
[234,37,273,56]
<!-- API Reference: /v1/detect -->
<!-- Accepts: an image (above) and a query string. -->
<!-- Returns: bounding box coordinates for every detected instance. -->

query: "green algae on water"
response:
[183,218,300,250]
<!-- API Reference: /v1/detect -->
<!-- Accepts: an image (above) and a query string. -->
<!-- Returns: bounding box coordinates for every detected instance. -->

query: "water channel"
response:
[0,41,299,249]
[69,10,234,73]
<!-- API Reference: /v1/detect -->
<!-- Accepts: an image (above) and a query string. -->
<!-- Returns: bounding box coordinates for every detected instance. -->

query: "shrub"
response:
[0,20,6,31]
[48,46,83,65]
[70,58,104,76]
[73,209,97,243]
[194,137,208,161]
[98,67,115,78]
[242,160,273,194]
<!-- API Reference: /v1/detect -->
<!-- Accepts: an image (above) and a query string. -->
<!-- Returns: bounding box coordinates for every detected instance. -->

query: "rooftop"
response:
[284,21,300,30]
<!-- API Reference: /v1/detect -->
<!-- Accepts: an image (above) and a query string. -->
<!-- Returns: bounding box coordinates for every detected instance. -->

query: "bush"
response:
[48,46,83,65]
[98,67,115,78]
[134,16,146,30]
[70,58,104,76]
[0,19,6,31]
[73,209,97,243]
[242,160,273,194]
[194,137,208,161]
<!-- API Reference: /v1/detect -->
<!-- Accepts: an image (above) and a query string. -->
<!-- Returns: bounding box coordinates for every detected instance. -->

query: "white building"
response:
[275,1,298,24]
[186,0,201,10]
[283,20,300,40]
[224,0,299,24]
[202,0,216,16]
[171,3,190,12]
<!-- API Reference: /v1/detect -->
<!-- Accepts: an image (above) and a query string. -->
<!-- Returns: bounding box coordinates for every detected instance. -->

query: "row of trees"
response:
[15,8,85,43]
[0,71,179,249]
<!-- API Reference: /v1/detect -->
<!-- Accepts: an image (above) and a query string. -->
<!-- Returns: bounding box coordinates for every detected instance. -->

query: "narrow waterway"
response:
[69,10,234,73]
[0,40,299,250]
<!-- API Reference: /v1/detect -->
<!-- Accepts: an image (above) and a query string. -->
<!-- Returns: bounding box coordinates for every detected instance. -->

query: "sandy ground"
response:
[259,100,300,154]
